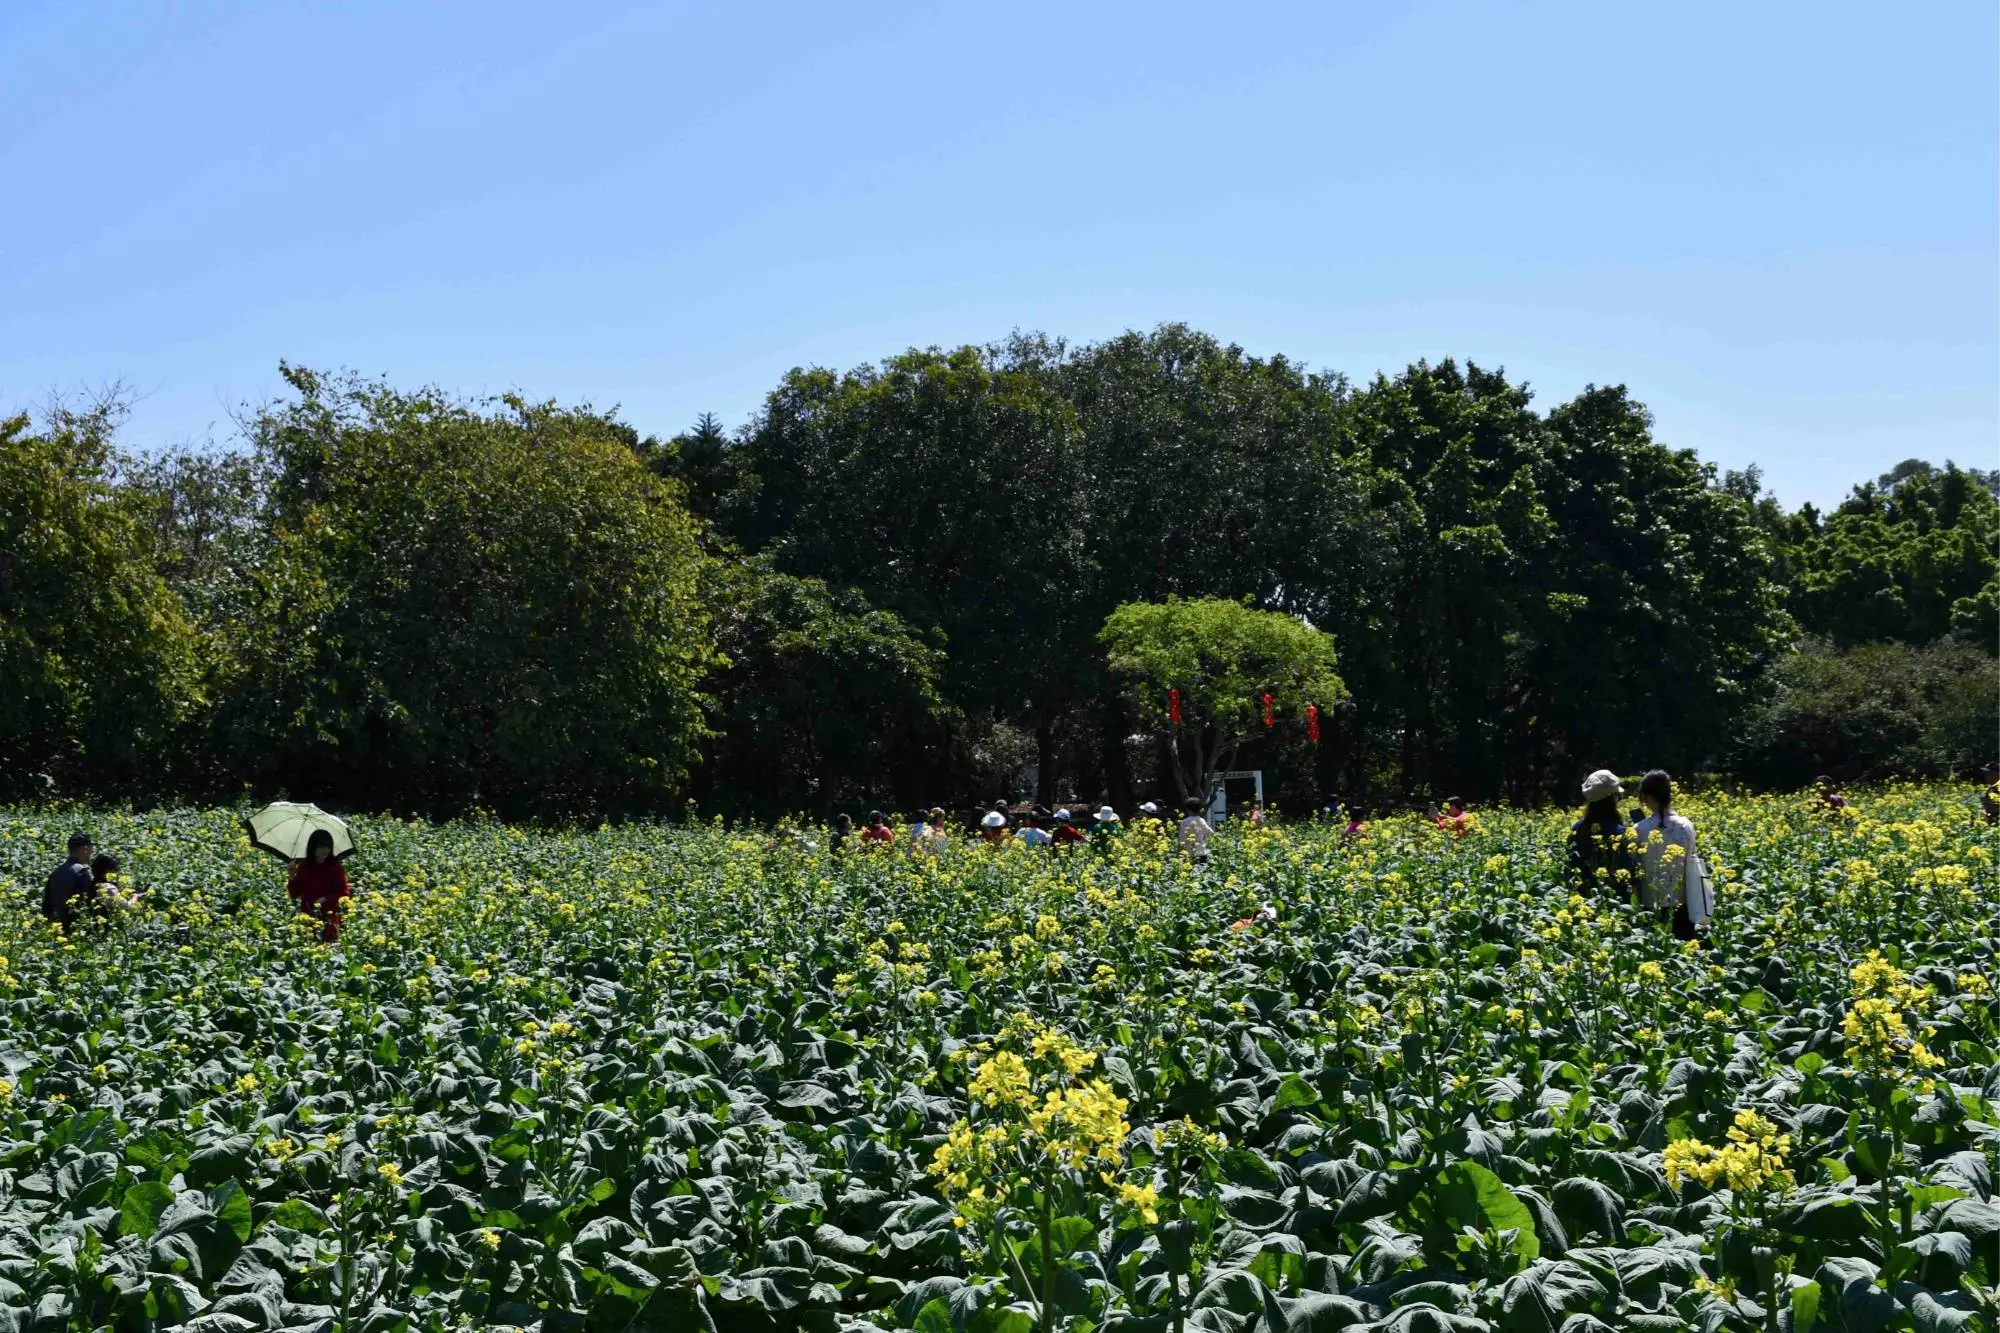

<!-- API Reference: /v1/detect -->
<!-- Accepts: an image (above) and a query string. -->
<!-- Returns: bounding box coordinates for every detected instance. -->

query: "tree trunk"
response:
[1035,713,1057,805]
[1099,686,1131,809]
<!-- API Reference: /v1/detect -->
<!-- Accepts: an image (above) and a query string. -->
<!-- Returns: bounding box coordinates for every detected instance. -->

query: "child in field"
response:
[1177,797,1214,864]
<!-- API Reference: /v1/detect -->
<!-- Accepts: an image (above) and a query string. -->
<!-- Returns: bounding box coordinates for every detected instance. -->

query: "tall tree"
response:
[1786,463,1998,650]
[0,403,203,798]
[726,345,1090,797]
[210,366,713,817]
[697,559,949,815]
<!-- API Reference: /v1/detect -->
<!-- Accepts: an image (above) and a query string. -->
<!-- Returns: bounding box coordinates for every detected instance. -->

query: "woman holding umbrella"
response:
[289,830,350,942]
[246,803,353,943]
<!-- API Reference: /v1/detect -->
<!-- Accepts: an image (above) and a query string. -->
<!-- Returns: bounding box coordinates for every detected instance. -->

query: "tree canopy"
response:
[0,403,202,799]
[1100,597,1344,799]
[205,367,714,818]
[3,326,1990,816]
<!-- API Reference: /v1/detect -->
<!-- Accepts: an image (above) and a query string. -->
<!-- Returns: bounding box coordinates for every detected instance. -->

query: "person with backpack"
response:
[1634,770,1709,941]
[1567,770,1638,902]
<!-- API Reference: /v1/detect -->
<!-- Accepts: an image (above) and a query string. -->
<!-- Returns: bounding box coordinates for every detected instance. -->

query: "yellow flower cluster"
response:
[1663,1109,1794,1195]
[1841,951,1944,1083]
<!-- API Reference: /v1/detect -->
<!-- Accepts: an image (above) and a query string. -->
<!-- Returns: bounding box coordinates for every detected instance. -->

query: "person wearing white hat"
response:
[979,809,1009,845]
[1567,769,1638,901]
[1090,806,1122,851]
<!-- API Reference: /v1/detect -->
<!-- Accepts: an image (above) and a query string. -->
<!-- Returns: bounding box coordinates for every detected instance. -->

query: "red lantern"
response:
[1261,692,1274,728]
[1306,703,1321,744]
[1169,688,1182,726]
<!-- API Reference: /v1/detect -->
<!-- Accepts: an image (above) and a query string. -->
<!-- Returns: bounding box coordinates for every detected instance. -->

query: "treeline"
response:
[3,327,1995,818]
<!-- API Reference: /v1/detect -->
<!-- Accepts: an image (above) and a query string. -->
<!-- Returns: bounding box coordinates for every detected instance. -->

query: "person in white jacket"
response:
[1633,769,1701,941]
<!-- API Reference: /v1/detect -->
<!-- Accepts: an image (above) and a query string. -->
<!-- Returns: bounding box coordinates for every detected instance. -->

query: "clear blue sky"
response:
[3,1,1993,508]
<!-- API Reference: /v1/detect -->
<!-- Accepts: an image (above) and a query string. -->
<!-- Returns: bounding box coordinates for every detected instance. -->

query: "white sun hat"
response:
[981,810,1007,829]
[1581,769,1624,803]
[1095,806,1120,822]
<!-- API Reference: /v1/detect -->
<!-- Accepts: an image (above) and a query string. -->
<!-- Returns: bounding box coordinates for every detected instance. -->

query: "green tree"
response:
[1735,637,1999,785]
[211,366,713,818]
[1099,596,1345,800]
[645,411,740,525]
[1335,359,1556,796]
[697,559,949,815]
[0,403,203,798]
[1334,367,1791,800]
[1042,325,1383,803]
[1787,464,1998,650]
[1524,385,1791,787]
[727,345,1090,796]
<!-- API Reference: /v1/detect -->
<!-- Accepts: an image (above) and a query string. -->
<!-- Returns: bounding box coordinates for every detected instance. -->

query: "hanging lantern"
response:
[1306,703,1321,744]
[1169,688,1182,726]
[1261,692,1275,728]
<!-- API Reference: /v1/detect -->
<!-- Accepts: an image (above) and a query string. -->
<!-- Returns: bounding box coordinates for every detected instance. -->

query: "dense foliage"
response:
[1732,640,1999,788]
[1,788,1994,1331]
[3,327,1994,815]
[0,404,203,796]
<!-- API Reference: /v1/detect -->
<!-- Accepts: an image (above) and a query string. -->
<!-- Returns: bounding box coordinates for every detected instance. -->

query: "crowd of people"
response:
[820,798,1230,864]
[32,768,1996,946]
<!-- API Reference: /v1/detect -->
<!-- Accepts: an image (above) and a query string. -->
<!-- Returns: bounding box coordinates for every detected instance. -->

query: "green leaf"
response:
[1436,1161,1540,1262]
[1790,1280,1820,1333]
[263,1199,329,1234]
[1271,1074,1319,1112]
[118,1181,174,1241]
[210,1180,253,1242]
[1049,1215,1097,1255]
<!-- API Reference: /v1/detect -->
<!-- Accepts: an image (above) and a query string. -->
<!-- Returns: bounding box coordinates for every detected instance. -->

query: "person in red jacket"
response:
[288,829,350,943]
[859,810,896,848]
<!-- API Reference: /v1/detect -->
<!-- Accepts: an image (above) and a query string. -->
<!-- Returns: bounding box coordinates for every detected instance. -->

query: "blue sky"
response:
[2,0,1993,508]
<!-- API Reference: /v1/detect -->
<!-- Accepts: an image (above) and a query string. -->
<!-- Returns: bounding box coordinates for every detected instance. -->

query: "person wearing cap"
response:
[978,809,1010,845]
[42,833,101,928]
[1567,770,1638,902]
[1050,808,1087,847]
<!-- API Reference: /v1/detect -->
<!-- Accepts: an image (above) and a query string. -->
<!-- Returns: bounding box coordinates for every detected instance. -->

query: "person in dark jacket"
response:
[42,833,99,927]
[1567,770,1638,902]
[287,829,350,943]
